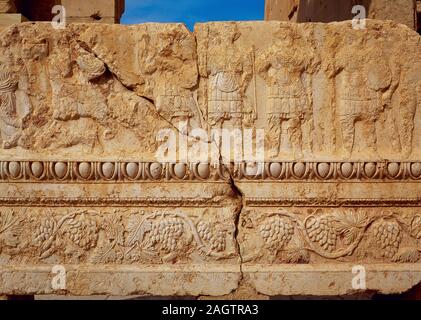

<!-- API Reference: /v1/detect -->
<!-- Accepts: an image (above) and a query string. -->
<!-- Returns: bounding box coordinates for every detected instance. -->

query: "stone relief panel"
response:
[0,21,419,161]
[0,206,239,265]
[196,23,255,132]
[255,25,319,159]
[195,21,421,162]
[239,208,421,264]
[0,70,32,149]
[0,23,198,159]
[0,20,419,297]
[2,160,421,182]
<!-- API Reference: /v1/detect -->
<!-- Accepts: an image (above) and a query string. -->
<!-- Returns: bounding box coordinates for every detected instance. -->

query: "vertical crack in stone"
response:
[227,171,246,290]
[78,33,248,296]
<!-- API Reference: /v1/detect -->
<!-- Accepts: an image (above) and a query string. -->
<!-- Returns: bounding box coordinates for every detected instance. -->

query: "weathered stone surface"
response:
[265,0,298,21]
[0,20,420,298]
[60,0,125,24]
[0,13,26,27]
[266,0,417,30]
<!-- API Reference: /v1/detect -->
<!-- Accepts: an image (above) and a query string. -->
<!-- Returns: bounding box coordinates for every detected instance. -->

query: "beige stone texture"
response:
[266,0,417,30]
[0,13,26,27]
[265,0,299,21]
[61,0,125,23]
[0,20,420,298]
[365,0,417,30]
[0,0,16,13]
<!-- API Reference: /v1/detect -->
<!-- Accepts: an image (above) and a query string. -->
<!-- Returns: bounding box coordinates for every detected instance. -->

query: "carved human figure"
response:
[0,71,32,149]
[155,76,198,135]
[257,41,315,159]
[334,46,397,157]
[203,24,254,131]
[147,29,201,135]
[391,49,420,158]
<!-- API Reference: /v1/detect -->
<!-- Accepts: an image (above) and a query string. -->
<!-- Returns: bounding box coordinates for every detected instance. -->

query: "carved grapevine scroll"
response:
[27,209,236,263]
[257,209,421,263]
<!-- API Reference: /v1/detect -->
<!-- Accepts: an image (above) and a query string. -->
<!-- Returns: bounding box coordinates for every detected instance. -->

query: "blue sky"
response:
[121,0,265,30]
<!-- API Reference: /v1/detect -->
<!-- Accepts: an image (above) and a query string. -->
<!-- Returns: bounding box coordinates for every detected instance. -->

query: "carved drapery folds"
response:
[0,21,420,297]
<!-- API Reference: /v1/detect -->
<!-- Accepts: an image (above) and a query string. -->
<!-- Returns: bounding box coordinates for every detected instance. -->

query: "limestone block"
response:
[265,0,417,30]
[61,0,125,23]
[0,21,420,298]
[365,0,417,30]
[0,13,26,26]
[15,0,124,23]
[264,0,298,21]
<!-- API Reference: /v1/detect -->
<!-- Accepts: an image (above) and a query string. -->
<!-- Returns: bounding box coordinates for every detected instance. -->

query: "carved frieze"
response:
[0,20,420,297]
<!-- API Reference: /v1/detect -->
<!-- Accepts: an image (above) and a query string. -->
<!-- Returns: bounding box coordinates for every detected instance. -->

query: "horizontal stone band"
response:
[0,161,420,181]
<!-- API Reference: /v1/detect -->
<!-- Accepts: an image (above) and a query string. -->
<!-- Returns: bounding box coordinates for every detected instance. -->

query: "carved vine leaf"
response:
[256,210,413,263]
[103,213,125,247]
[90,213,126,264]
[90,210,234,263]
[392,247,420,263]
[283,249,310,264]
[0,210,23,248]
[127,213,151,247]
[410,215,421,239]
[130,212,232,258]
[91,242,119,264]
[333,210,369,245]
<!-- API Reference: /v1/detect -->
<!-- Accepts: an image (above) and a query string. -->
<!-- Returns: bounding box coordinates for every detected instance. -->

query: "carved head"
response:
[210,23,241,47]
[274,24,300,47]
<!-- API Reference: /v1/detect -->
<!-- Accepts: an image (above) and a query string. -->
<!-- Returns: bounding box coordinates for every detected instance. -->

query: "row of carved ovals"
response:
[245,162,421,180]
[0,161,214,181]
[0,161,420,181]
[236,162,421,180]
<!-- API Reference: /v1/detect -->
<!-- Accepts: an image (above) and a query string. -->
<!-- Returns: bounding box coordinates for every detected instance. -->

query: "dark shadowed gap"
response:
[16,0,62,21]
[297,0,372,23]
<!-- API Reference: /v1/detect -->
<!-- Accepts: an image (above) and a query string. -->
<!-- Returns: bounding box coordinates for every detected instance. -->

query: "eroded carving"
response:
[257,26,319,159]
[0,208,239,264]
[242,208,421,264]
[0,71,32,149]
[0,20,419,298]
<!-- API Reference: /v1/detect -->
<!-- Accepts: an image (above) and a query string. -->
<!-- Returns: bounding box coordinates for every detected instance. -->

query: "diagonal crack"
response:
[78,37,247,295]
